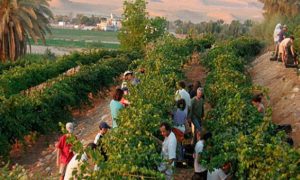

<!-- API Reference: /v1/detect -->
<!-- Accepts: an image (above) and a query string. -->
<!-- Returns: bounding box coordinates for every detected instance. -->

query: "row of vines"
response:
[0,49,132,97]
[0,50,141,159]
[62,35,215,179]
[202,37,300,179]
[1,35,299,179]
[70,36,300,179]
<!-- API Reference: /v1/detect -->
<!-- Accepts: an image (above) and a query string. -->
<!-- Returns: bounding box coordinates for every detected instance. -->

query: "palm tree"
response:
[0,0,53,62]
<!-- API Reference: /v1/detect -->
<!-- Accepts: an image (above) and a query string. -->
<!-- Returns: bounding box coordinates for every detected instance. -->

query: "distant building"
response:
[58,21,66,27]
[82,26,96,30]
[97,13,122,32]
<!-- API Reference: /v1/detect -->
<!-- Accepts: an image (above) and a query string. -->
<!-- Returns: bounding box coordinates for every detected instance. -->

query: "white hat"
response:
[123,70,133,77]
[66,122,74,133]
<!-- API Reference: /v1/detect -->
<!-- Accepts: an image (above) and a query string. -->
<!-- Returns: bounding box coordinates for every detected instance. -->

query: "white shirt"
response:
[94,133,103,145]
[158,132,177,176]
[194,140,206,173]
[64,153,88,180]
[161,132,177,162]
[207,169,227,180]
[175,89,191,115]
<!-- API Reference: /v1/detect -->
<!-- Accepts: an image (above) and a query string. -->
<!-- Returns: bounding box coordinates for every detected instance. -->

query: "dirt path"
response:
[249,52,300,147]
[11,95,112,178]
[175,53,209,180]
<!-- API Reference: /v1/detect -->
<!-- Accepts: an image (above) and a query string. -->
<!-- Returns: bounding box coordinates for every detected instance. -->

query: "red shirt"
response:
[57,134,74,165]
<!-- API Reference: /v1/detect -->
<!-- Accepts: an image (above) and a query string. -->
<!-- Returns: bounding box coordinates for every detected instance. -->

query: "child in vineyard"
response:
[158,122,177,180]
[172,99,187,133]
[172,99,187,161]
[94,122,111,161]
[110,88,124,128]
[192,130,207,180]
[56,122,75,180]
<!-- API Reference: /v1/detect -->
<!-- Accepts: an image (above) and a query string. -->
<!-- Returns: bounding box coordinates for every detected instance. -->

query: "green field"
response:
[48,28,119,42]
[32,28,120,49]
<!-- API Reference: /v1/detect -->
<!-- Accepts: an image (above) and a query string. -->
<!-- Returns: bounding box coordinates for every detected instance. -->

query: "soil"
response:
[11,93,113,179]
[249,52,300,147]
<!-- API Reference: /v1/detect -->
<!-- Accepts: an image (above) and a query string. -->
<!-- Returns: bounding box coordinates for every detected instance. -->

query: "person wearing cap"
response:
[64,143,97,180]
[94,122,111,161]
[121,70,140,89]
[110,88,124,128]
[56,122,75,180]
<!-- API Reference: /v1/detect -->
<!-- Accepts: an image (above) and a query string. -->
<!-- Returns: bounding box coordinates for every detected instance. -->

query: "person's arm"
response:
[56,140,61,167]
[291,45,295,57]
[150,133,163,145]
[56,148,61,167]
[195,99,204,120]
[188,99,194,120]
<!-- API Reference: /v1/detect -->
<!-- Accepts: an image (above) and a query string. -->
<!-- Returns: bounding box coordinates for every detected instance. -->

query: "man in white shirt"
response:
[158,122,177,180]
[175,81,191,116]
[192,130,207,180]
[207,163,232,180]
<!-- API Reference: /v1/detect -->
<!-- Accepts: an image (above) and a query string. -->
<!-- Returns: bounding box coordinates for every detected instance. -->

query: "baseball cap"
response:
[99,122,111,129]
[66,122,74,133]
[124,70,133,77]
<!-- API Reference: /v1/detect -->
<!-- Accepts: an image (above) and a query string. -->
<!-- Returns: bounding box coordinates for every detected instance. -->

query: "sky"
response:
[50,0,264,23]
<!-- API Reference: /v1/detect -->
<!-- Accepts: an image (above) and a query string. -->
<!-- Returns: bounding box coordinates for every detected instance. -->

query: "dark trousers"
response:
[192,171,207,180]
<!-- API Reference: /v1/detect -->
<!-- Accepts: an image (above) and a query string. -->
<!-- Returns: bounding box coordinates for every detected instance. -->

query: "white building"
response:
[58,21,66,27]
[97,13,122,32]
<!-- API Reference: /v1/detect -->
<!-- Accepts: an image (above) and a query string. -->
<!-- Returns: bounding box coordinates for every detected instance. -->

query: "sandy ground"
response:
[249,52,300,147]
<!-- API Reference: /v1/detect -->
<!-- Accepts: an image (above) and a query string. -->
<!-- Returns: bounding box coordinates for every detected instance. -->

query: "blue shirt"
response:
[110,100,124,128]
[173,109,187,125]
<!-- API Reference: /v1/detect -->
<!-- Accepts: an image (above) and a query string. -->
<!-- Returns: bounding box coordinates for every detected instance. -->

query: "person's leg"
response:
[192,117,201,145]
[59,163,66,180]
[192,117,201,130]
[177,142,184,161]
[275,43,279,58]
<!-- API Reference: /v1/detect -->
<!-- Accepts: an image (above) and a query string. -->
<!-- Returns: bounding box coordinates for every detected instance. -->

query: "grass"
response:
[30,39,120,49]
[31,28,120,49]
[48,28,118,42]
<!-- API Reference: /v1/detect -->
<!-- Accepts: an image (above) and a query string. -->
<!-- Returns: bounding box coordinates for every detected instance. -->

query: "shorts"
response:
[59,164,67,176]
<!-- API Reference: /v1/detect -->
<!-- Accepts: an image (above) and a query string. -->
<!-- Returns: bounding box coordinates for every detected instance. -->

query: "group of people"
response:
[272,24,298,66]
[56,70,141,180]
[55,69,232,180]
[56,121,111,180]
[158,80,232,180]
